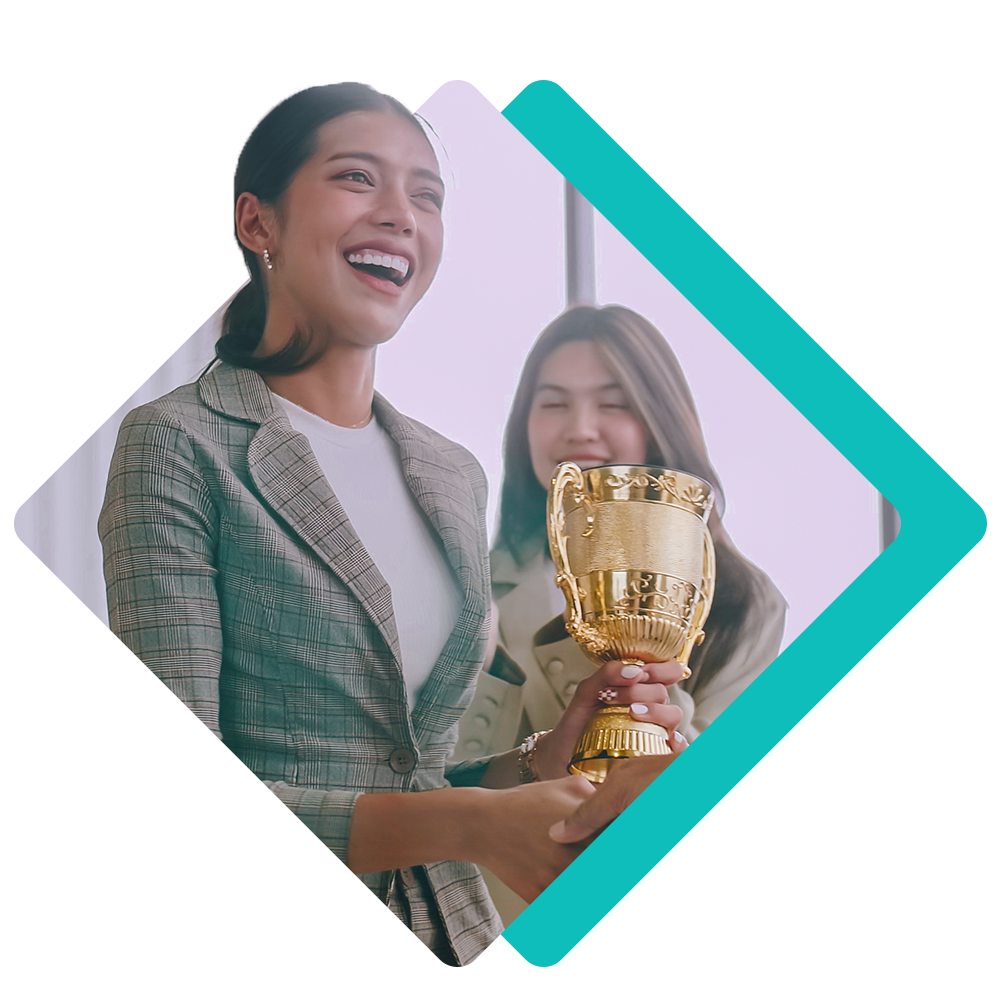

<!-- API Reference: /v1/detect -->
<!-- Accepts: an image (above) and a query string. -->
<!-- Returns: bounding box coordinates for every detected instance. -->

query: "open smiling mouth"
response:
[345,250,411,287]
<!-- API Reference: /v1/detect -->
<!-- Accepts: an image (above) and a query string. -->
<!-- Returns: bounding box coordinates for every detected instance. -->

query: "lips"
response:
[558,454,611,468]
[343,243,412,287]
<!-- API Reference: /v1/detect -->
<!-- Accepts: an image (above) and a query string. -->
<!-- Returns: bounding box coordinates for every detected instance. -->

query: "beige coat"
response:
[455,546,787,759]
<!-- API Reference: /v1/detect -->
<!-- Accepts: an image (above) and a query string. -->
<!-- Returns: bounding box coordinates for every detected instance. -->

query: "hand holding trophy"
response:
[547,462,717,782]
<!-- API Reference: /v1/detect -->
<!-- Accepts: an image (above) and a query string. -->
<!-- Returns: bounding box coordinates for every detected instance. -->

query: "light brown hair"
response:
[496,304,777,693]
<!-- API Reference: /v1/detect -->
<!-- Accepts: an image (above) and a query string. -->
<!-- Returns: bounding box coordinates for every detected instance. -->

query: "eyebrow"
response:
[324,151,445,189]
[534,382,624,394]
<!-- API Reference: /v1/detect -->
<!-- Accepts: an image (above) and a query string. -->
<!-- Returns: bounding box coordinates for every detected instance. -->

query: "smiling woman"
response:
[457,303,786,814]
[96,84,685,966]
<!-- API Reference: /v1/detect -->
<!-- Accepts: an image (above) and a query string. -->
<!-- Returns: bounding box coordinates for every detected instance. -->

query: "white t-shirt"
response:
[273,393,462,710]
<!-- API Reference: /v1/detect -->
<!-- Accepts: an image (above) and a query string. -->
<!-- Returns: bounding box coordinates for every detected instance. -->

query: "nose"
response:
[374,182,416,235]
[566,402,601,442]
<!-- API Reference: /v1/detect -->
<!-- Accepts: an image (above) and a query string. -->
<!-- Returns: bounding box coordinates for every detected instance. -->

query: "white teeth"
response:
[346,250,411,279]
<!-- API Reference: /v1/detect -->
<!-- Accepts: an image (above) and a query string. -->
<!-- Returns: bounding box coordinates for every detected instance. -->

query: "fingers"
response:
[549,782,627,844]
[626,701,683,732]
[588,667,681,709]
[549,753,681,844]
[551,772,598,803]
[637,661,688,686]
[584,659,687,694]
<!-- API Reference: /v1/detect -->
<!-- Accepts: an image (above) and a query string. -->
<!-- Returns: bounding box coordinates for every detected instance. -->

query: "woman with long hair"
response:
[99,85,685,965]
[457,304,785,766]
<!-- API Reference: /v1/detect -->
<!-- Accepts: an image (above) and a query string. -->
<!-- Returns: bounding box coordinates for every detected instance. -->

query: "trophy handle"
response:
[546,462,587,636]
[676,523,717,672]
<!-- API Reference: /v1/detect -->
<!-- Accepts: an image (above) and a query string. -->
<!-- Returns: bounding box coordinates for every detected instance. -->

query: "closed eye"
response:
[416,189,444,210]
[337,170,373,185]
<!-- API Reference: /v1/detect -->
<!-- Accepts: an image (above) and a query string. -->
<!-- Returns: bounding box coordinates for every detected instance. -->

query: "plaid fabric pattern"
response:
[99,363,502,965]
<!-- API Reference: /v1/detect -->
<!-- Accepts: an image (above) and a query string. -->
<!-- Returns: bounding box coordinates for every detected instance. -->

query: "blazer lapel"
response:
[373,394,483,609]
[491,546,569,730]
[199,364,402,667]
[373,395,490,734]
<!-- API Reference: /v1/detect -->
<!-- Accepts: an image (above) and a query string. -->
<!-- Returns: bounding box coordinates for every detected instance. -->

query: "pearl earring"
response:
[262,248,273,270]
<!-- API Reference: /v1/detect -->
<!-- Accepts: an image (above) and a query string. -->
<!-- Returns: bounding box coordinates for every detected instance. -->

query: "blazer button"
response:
[547,659,564,674]
[474,714,491,729]
[563,681,579,699]
[390,747,416,774]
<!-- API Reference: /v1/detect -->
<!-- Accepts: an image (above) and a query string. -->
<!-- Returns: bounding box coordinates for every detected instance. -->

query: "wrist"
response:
[517,729,552,783]
[448,786,492,863]
[348,786,490,872]
[532,728,572,782]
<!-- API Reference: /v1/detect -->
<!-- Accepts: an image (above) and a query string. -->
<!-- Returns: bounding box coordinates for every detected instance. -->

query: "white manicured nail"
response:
[620,665,643,679]
[630,703,649,715]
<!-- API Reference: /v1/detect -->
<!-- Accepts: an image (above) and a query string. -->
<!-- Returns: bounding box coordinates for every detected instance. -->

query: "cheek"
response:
[613,417,649,464]
[424,226,445,275]
[526,413,549,461]
[527,413,559,477]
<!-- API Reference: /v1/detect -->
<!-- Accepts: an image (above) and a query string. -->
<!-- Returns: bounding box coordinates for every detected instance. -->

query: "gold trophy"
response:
[547,463,717,782]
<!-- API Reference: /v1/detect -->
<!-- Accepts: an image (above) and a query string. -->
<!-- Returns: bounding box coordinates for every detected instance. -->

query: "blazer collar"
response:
[197,364,486,693]
[198,361,275,424]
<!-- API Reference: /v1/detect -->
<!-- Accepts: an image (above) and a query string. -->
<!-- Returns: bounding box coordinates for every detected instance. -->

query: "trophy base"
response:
[568,706,672,783]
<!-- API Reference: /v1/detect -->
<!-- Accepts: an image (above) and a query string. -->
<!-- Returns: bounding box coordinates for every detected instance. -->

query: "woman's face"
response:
[267,110,444,347]
[527,339,649,490]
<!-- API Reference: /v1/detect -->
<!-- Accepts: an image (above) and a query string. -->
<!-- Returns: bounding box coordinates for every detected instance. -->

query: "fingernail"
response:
[549,820,567,840]
[673,731,688,747]
[630,703,649,716]
[620,664,643,679]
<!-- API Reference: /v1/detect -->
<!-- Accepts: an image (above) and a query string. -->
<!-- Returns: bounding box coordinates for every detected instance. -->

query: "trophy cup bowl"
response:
[546,462,717,782]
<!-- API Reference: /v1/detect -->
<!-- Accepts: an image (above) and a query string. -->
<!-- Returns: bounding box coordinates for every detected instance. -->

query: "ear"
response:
[235,192,278,255]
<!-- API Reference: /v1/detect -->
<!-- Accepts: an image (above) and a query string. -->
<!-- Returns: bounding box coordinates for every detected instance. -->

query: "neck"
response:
[263,343,377,428]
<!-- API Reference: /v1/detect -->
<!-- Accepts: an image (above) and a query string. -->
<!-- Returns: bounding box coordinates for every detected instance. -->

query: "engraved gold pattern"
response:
[616,573,695,618]
[565,502,704,579]
[604,470,712,514]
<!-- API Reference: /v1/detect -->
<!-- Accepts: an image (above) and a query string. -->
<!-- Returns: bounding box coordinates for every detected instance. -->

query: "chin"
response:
[336,305,413,347]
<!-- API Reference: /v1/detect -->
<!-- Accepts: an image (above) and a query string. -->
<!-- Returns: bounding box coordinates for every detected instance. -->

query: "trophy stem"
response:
[568,705,672,783]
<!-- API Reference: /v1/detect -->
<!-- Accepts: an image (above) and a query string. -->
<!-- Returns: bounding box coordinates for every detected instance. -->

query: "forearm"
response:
[349,777,596,902]
[477,748,521,789]
[347,786,489,873]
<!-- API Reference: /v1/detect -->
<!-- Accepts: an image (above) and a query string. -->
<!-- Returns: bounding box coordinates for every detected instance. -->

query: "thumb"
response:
[549,790,622,844]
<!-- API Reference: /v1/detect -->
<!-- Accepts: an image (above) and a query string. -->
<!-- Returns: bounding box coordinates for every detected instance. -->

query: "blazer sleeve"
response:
[99,406,222,788]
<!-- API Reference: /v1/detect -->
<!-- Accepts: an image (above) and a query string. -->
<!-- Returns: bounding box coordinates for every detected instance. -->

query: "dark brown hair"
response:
[216,83,425,374]
[497,304,779,693]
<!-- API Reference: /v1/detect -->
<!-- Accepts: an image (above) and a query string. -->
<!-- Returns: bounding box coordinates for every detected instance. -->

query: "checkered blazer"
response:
[99,362,502,964]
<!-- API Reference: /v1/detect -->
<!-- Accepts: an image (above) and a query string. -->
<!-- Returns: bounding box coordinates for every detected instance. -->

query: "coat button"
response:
[389,747,416,774]
[474,714,491,729]
[563,681,579,699]
[547,659,564,674]
[464,739,484,753]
